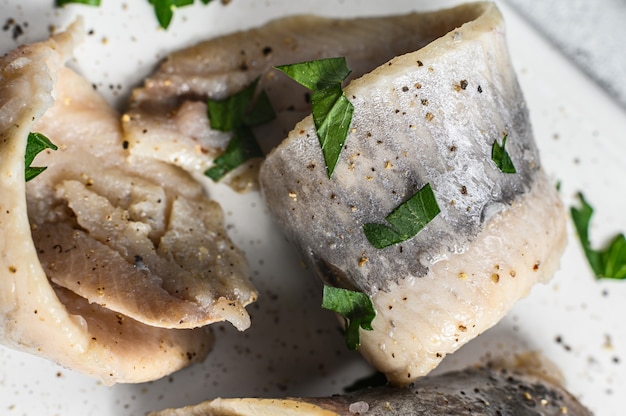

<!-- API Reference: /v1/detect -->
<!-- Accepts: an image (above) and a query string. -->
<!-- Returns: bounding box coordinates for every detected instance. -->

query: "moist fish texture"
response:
[259,2,567,385]
[0,19,255,384]
[123,5,493,190]
[149,366,593,415]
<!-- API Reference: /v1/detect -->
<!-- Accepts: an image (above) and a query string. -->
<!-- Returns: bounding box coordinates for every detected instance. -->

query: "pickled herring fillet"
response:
[259,2,567,385]
[149,366,592,415]
[123,5,493,189]
[0,20,254,384]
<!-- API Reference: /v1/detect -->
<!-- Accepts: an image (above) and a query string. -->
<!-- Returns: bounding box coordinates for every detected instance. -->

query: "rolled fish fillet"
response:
[123,2,501,190]
[0,20,255,384]
[149,366,592,415]
[259,2,567,385]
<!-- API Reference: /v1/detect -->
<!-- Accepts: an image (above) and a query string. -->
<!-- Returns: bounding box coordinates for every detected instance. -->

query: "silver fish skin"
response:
[259,2,567,385]
[0,20,255,384]
[149,367,593,416]
[123,4,497,188]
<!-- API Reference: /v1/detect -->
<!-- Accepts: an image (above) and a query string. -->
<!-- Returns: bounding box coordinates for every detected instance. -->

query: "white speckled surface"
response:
[0,1,625,415]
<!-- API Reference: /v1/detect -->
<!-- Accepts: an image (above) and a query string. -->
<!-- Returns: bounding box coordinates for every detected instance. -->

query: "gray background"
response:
[504,0,626,109]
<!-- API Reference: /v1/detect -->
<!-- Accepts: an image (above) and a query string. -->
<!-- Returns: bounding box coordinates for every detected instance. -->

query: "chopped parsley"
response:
[25,132,57,182]
[321,285,375,351]
[275,57,354,178]
[204,78,275,181]
[56,0,101,5]
[148,0,213,29]
[151,0,215,29]
[491,134,516,173]
[363,183,440,249]
[571,192,626,280]
[56,0,214,29]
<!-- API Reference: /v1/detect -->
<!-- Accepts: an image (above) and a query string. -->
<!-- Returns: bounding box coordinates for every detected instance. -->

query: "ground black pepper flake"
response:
[555,335,572,352]
[2,18,14,31]
[454,80,469,92]
[3,18,25,40]
[12,23,23,40]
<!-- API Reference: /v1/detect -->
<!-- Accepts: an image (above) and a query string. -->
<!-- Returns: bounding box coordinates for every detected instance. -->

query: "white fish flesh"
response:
[149,366,592,415]
[259,2,567,385]
[0,20,255,384]
[123,4,494,189]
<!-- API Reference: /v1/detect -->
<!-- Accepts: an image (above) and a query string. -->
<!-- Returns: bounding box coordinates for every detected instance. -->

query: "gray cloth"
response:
[504,0,626,109]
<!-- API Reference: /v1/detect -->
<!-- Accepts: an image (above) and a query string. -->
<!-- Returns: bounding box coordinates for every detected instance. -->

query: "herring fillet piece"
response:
[149,367,593,415]
[28,37,255,333]
[123,6,490,188]
[0,21,254,384]
[259,2,567,385]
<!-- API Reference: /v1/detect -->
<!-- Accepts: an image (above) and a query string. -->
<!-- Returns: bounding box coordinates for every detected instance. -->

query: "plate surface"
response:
[1,1,625,415]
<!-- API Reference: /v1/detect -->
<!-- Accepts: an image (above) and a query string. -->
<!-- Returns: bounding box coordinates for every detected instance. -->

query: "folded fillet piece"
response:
[0,20,255,384]
[149,366,592,415]
[123,4,495,190]
[259,2,567,385]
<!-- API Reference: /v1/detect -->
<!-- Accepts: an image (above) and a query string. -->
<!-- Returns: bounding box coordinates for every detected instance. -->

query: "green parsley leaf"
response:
[275,57,354,178]
[311,87,354,178]
[321,285,376,351]
[204,78,275,181]
[275,58,352,91]
[363,183,440,249]
[491,134,516,173]
[243,90,277,127]
[25,132,57,182]
[571,192,626,280]
[55,0,215,29]
[207,79,259,132]
[204,127,263,181]
[56,0,101,5]
[148,0,193,29]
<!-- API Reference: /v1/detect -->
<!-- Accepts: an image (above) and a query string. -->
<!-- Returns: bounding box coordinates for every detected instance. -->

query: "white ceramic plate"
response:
[1,1,624,415]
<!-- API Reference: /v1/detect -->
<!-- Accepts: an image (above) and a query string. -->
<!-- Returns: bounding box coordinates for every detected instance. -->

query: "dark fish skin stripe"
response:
[150,367,593,416]
[302,367,593,416]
